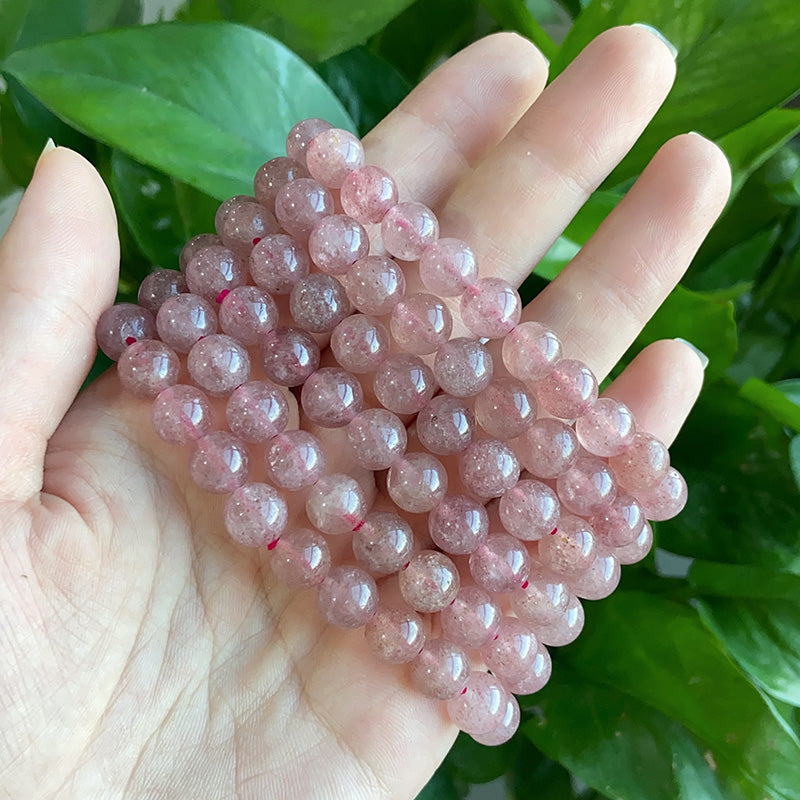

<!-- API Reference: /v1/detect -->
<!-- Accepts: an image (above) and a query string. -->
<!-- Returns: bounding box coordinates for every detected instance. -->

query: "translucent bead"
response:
[306,473,367,535]
[419,238,478,296]
[534,359,598,420]
[469,532,530,593]
[352,511,414,575]
[571,552,621,600]
[152,384,213,445]
[518,417,580,479]
[575,397,636,457]
[470,696,520,746]
[187,334,250,397]
[117,340,179,398]
[474,378,535,440]
[340,165,398,224]
[254,156,309,209]
[503,644,551,696]
[608,432,671,492]
[416,395,475,456]
[306,127,365,188]
[502,322,561,383]
[317,565,378,629]
[180,233,221,272]
[537,515,596,577]
[446,671,508,735]
[265,430,326,490]
[536,594,584,647]
[390,293,453,355]
[185,245,247,303]
[638,467,688,521]
[214,194,253,236]
[364,606,426,663]
[156,293,217,353]
[286,118,333,167]
[96,303,156,360]
[308,214,369,274]
[300,367,363,428]
[590,493,645,548]
[275,177,334,240]
[261,326,320,387]
[399,550,460,613]
[271,528,331,589]
[434,337,493,398]
[428,494,488,554]
[411,639,469,700]
[481,616,539,683]
[373,354,436,415]
[498,479,560,541]
[289,273,352,333]
[330,314,389,374]
[190,431,248,493]
[459,439,520,499]
[344,255,406,315]
[249,233,310,295]
[137,269,187,315]
[616,521,654,565]
[511,577,572,630]
[347,409,407,470]
[223,482,287,548]
[218,285,278,345]
[221,200,279,256]
[556,455,617,516]
[440,586,501,649]
[460,278,521,339]
[226,381,289,443]
[381,201,439,261]
[387,453,448,513]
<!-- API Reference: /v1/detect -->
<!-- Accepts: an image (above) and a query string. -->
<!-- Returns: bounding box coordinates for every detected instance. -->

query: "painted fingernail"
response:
[674,338,709,370]
[631,23,678,59]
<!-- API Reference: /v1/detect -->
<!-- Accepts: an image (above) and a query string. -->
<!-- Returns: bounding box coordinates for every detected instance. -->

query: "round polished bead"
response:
[306,128,365,188]
[518,417,580,479]
[446,671,508,735]
[387,453,448,513]
[440,586,501,649]
[118,339,179,398]
[571,552,621,600]
[511,576,571,630]
[536,594,584,647]
[344,255,406,315]
[411,639,469,700]
[254,156,309,209]
[537,515,597,577]
[265,430,325,490]
[381,201,439,261]
[534,359,598,420]
[390,293,453,355]
[471,695,520,747]
[347,409,407,470]
[249,233,310,295]
[306,473,367,535]
[289,273,352,333]
[226,381,289,443]
[415,395,475,456]
[557,455,617,516]
[308,214,369,274]
[365,606,426,664]
[221,200,279,256]
[590,493,645,548]
[373,354,436,415]
[434,338,493,398]
[330,314,390,374]
[638,467,688,521]
[340,165,398,224]
[96,303,156,360]
[615,521,654,565]
[180,233,221,272]
[185,245,247,303]
[275,177,334,240]
[286,118,333,167]
[301,367,363,428]
[428,494,488,555]
[219,285,278,345]
[138,269,187,315]
[481,616,539,683]
[575,397,636,457]
[502,322,562,383]
[459,439,520,499]
[270,528,330,589]
[419,238,478,296]
[223,482,287,548]
[498,479,560,541]
[474,378,535,440]
[609,432,671,492]
[504,644,552,696]
[460,278,521,339]
[156,293,217,353]
[469,532,530,593]
[190,431,248,493]
[187,334,250,396]
[317,565,378,629]
[152,384,213,445]
[352,511,414,575]
[399,550,460,613]
[214,195,253,236]
[261,326,320,387]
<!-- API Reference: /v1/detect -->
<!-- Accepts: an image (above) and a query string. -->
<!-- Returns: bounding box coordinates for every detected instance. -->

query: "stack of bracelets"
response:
[96,118,687,747]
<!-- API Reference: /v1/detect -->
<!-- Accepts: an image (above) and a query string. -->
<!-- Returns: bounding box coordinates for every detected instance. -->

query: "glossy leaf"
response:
[0,0,31,59]
[444,731,518,785]
[478,0,558,61]
[415,769,463,800]
[739,378,800,433]
[689,561,800,601]
[511,739,606,800]
[776,379,800,408]
[791,436,800,492]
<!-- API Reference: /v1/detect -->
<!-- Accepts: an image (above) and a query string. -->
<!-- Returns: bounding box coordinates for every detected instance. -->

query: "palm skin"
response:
[0,27,730,800]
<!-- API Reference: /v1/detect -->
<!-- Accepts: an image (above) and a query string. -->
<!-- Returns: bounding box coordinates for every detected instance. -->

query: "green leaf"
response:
[776,379,800,408]
[444,731,518,785]
[478,0,558,61]
[4,22,354,200]
[414,769,463,800]
[510,739,606,800]
[790,436,800,492]
[689,561,800,601]
[739,378,800,433]
[0,0,31,59]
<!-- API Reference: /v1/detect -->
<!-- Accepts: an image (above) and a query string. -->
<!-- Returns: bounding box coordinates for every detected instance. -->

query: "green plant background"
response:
[1,1,799,797]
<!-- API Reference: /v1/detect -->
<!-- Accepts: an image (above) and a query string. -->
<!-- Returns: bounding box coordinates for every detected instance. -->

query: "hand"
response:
[0,26,730,800]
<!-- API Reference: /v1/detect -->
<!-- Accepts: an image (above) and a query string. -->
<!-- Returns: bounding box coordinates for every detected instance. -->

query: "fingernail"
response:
[631,23,678,59]
[34,138,57,174]
[674,338,709,370]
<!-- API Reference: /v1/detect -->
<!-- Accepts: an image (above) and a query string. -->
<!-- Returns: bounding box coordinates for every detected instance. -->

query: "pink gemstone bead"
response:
[481,616,539,683]
[504,644,551,695]
[219,285,278,345]
[469,532,531,593]
[446,671,508,735]
[498,479,560,541]
[416,395,475,456]
[265,430,326,490]
[502,322,562,383]
[301,367,363,428]
[364,606,426,664]
[616,521,654,565]
[460,278,521,339]
[534,359,598,420]
[428,494,488,555]
[180,233,221,272]
[352,511,414,575]
[440,586,501,649]
[261,326,320,387]
[474,378,535,440]
[137,269,187,315]
[330,314,390,374]
[511,577,571,630]
[571,552,621,600]
[373,354,436,415]
[344,255,406,315]
[575,397,636,457]
[214,194,253,236]
[275,177,334,240]
[347,409,407,470]
[608,432,670,491]
[254,156,309,209]
[117,340,179,398]
[289,273,352,333]
[390,293,453,355]
[221,200,280,256]
[185,245,247,303]
[387,453,448,513]
[557,455,617,516]
[399,550,460,613]
[226,381,289,443]
[249,234,310,295]
[518,417,580,479]
[459,439,520,499]
[286,118,333,167]
[411,639,469,700]
[156,293,217,353]
[190,431,248,493]
[638,467,688,521]
[223,482,287,548]
[340,165,398,225]
[306,473,367,535]
[152,384,213,445]
[471,695,520,747]
[419,238,478,296]
[187,334,250,397]
[308,214,369,274]
[590,493,645,548]
[271,528,331,589]
[381,201,439,261]
[536,594,584,647]
[434,337,493,398]
[96,303,156,360]
[317,565,378,629]
[306,128,365,188]
[537,515,597,577]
